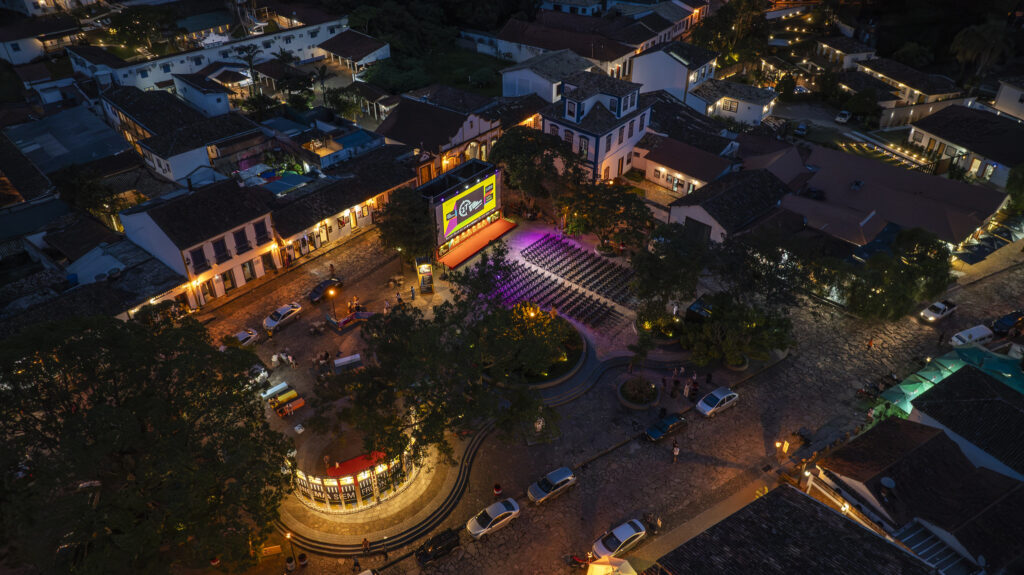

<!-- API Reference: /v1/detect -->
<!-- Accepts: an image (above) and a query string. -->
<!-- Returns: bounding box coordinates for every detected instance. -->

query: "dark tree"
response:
[489,126,581,205]
[0,309,292,574]
[679,293,794,367]
[559,182,651,250]
[375,186,436,264]
[632,222,706,324]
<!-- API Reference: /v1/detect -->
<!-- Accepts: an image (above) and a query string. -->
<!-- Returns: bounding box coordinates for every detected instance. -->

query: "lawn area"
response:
[0,61,23,103]
[422,49,511,97]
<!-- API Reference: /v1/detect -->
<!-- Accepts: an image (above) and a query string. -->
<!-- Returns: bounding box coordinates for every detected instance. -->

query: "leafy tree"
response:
[559,182,651,250]
[679,293,793,366]
[489,126,580,205]
[1006,164,1024,215]
[0,309,292,574]
[776,75,796,100]
[312,64,335,104]
[817,70,841,102]
[326,87,361,120]
[709,228,809,310]
[486,301,576,380]
[842,228,952,320]
[950,18,1013,81]
[287,90,314,111]
[375,186,436,264]
[271,47,298,66]
[234,44,263,97]
[312,245,544,463]
[892,41,934,69]
[632,223,706,324]
[844,89,879,117]
[240,93,278,121]
[108,6,174,49]
[52,166,141,229]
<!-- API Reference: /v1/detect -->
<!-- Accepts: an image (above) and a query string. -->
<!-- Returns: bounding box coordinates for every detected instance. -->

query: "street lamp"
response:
[396,246,403,275]
[327,287,337,319]
[284,532,296,567]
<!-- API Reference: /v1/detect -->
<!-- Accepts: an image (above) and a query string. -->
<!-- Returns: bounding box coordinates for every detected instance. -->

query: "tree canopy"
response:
[679,293,793,367]
[489,126,581,203]
[375,186,436,263]
[108,6,176,49]
[311,244,549,463]
[0,308,292,574]
[559,182,651,249]
[632,222,706,323]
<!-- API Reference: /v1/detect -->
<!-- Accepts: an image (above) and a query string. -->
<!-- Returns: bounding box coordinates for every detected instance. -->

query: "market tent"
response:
[587,557,637,575]
[881,352,968,414]
[954,347,1024,394]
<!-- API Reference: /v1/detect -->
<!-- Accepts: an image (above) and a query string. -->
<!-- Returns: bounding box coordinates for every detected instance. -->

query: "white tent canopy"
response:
[587,557,637,575]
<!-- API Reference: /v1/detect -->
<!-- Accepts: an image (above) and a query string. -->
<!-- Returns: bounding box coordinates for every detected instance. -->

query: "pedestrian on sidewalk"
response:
[867,338,875,350]
[362,538,370,556]
[682,380,691,400]
[329,263,335,277]
[352,557,360,573]
[383,299,390,313]
[410,286,415,300]
[691,371,698,386]
[672,440,680,463]
[672,367,678,378]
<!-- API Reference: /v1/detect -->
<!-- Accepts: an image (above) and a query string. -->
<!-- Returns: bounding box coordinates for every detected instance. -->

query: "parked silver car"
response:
[592,519,646,558]
[466,498,520,539]
[234,328,258,347]
[527,467,577,504]
[263,302,302,334]
[695,387,739,417]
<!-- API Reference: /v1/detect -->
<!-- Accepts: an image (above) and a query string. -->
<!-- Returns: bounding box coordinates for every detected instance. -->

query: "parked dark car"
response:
[415,528,460,565]
[644,413,687,441]
[308,277,342,304]
[991,310,1024,336]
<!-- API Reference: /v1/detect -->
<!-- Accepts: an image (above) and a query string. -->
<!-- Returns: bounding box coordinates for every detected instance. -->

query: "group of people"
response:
[663,365,711,402]
[272,350,297,368]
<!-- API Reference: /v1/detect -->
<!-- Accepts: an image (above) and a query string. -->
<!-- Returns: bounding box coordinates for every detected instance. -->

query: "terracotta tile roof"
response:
[139,113,259,158]
[344,81,391,103]
[669,169,788,233]
[213,69,247,84]
[101,86,205,135]
[818,36,875,55]
[317,29,387,62]
[253,60,304,81]
[857,58,960,96]
[497,19,635,63]
[644,90,732,155]
[501,49,596,83]
[637,133,732,183]
[837,70,901,100]
[405,84,495,115]
[690,79,776,107]
[642,486,932,575]
[478,94,548,129]
[173,73,233,94]
[535,10,672,46]
[911,105,1024,168]
[42,214,121,262]
[638,40,718,69]
[562,70,641,99]
[375,97,467,151]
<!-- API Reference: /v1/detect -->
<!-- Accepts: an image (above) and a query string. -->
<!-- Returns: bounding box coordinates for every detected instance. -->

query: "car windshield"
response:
[700,393,721,408]
[538,477,554,493]
[269,310,283,321]
[927,304,943,313]
[475,509,492,527]
[601,532,623,552]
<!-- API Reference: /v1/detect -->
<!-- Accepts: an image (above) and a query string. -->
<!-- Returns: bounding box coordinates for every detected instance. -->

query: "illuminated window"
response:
[722,99,739,112]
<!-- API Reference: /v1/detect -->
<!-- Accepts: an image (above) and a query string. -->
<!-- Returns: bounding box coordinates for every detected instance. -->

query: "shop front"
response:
[291,451,415,514]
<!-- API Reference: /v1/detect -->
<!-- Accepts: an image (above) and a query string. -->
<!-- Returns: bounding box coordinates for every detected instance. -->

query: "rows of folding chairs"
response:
[492,261,622,328]
[520,234,634,305]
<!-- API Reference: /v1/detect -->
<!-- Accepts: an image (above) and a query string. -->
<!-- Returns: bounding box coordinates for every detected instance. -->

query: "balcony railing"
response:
[254,234,272,246]
[235,242,253,255]
[214,251,232,264]
[192,260,211,273]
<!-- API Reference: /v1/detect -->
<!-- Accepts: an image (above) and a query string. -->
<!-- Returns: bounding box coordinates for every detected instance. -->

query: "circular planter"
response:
[724,354,749,372]
[595,245,618,257]
[617,376,661,410]
[488,321,586,390]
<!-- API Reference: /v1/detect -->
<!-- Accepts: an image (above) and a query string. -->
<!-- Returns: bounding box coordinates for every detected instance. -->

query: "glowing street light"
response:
[327,287,338,319]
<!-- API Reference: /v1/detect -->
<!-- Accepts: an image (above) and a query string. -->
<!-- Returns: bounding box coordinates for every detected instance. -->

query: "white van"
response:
[950,325,994,347]
[260,382,289,400]
[333,354,363,373]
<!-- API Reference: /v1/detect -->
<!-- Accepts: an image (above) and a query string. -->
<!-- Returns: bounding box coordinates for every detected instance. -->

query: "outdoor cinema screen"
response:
[441,174,497,240]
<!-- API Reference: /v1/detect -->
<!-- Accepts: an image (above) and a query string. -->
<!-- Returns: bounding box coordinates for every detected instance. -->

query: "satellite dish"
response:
[880,477,896,489]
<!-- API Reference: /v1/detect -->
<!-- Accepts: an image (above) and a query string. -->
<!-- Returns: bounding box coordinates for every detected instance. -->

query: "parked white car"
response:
[527,467,577,504]
[695,387,739,417]
[263,302,302,334]
[592,519,646,558]
[835,110,851,123]
[466,498,520,539]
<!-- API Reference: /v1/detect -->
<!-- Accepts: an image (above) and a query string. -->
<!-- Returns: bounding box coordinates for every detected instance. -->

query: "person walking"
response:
[672,440,680,463]
[410,285,416,300]
[351,557,361,573]
[691,371,698,386]
[682,380,691,400]
[362,538,370,556]
[383,299,390,313]
[867,338,875,350]
[329,263,335,277]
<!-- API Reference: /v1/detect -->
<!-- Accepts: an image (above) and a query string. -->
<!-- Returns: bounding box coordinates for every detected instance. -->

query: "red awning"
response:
[326,451,386,478]
[438,218,517,269]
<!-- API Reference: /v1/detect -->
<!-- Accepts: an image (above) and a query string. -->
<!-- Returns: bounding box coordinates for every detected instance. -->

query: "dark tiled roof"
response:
[691,79,777,107]
[563,70,641,99]
[734,133,792,159]
[214,69,247,84]
[858,58,960,96]
[535,10,671,46]
[539,92,654,136]
[638,133,732,183]
[317,29,387,62]
[375,97,467,151]
[819,417,1024,573]
[68,45,129,69]
[139,113,258,158]
[345,81,391,103]
[127,180,273,249]
[43,214,121,262]
[837,70,901,100]
[0,132,52,203]
[640,40,718,69]
[478,94,548,129]
[912,365,1024,476]
[501,49,595,83]
[0,15,78,42]
[101,86,205,136]
[608,13,673,44]
[818,36,875,55]
[614,1,694,21]
[405,84,495,115]
[69,150,142,179]
[497,19,635,63]
[174,73,233,95]
[911,105,1024,168]
[643,486,932,575]
[275,145,416,236]
[645,90,732,155]
[253,60,305,81]
[669,169,788,233]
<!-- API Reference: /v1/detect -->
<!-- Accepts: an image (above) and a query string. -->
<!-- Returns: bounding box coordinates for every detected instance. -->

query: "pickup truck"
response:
[920,300,957,322]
